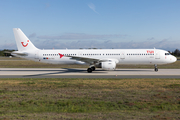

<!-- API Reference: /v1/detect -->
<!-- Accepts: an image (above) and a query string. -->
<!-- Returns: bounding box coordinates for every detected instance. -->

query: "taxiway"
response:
[0,68,180,78]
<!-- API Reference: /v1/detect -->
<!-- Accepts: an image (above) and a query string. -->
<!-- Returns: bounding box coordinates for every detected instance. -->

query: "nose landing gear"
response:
[154,64,158,72]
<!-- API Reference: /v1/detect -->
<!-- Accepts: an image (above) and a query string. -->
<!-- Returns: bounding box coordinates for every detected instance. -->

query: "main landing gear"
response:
[87,66,96,73]
[154,64,158,72]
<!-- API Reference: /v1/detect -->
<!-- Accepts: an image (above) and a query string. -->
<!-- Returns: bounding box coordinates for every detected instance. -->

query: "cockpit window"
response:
[165,53,170,55]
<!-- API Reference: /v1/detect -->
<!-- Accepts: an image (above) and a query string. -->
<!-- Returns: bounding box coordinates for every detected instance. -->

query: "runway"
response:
[0,68,180,78]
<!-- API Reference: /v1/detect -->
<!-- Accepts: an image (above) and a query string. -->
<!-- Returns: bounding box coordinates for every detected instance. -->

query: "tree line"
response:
[171,49,180,56]
[0,49,180,57]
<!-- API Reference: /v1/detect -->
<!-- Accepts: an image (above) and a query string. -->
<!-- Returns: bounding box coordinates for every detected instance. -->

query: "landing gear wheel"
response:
[154,68,158,72]
[91,66,96,71]
[87,68,92,73]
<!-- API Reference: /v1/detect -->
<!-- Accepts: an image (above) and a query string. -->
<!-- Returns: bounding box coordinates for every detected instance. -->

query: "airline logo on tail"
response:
[21,40,29,47]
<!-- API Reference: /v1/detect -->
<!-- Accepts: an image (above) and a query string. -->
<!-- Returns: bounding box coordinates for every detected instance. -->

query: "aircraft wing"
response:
[66,55,114,64]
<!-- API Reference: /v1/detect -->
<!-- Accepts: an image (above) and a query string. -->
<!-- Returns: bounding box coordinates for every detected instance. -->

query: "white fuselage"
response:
[15,49,177,65]
[11,28,177,72]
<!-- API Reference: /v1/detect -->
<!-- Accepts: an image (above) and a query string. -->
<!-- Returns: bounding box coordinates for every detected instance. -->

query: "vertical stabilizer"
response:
[13,28,38,51]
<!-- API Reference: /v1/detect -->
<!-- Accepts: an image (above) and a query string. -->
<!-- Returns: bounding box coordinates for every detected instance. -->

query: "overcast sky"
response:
[0,0,180,51]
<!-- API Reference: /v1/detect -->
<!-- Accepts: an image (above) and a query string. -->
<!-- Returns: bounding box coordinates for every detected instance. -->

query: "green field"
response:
[0,57,180,119]
[0,57,180,69]
[0,78,179,119]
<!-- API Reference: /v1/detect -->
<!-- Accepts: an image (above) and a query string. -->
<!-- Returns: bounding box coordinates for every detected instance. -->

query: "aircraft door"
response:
[35,50,39,59]
[78,52,82,56]
[120,52,125,59]
[155,50,160,59]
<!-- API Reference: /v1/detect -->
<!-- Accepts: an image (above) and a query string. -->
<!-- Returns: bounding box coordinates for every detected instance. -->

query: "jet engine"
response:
[96,61,116,70]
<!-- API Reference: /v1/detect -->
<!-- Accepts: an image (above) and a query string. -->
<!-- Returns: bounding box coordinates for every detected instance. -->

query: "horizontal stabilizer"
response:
[11,51,28,56]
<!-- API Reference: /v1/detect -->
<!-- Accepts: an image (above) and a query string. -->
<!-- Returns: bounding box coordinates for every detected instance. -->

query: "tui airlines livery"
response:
[12,28,177,73]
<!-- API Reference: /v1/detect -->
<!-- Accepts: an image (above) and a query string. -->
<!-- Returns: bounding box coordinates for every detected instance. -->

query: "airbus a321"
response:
[11,28,177,73]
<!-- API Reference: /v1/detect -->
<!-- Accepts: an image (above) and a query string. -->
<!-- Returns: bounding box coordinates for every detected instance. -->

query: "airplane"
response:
[11,28,177,73]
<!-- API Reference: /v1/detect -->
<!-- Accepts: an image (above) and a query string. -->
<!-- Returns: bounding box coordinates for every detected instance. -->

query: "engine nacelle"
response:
[96,61,116,70]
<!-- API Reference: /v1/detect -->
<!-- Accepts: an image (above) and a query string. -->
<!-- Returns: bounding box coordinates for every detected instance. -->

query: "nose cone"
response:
[173,56,177,62]
[172,56,177,63]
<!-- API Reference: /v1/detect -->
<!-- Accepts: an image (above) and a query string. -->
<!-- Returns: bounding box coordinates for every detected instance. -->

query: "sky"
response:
[0,0,180,51]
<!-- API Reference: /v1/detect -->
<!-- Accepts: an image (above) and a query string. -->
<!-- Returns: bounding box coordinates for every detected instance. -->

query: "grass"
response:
[0,57,180,68]
[0,78,179,119]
